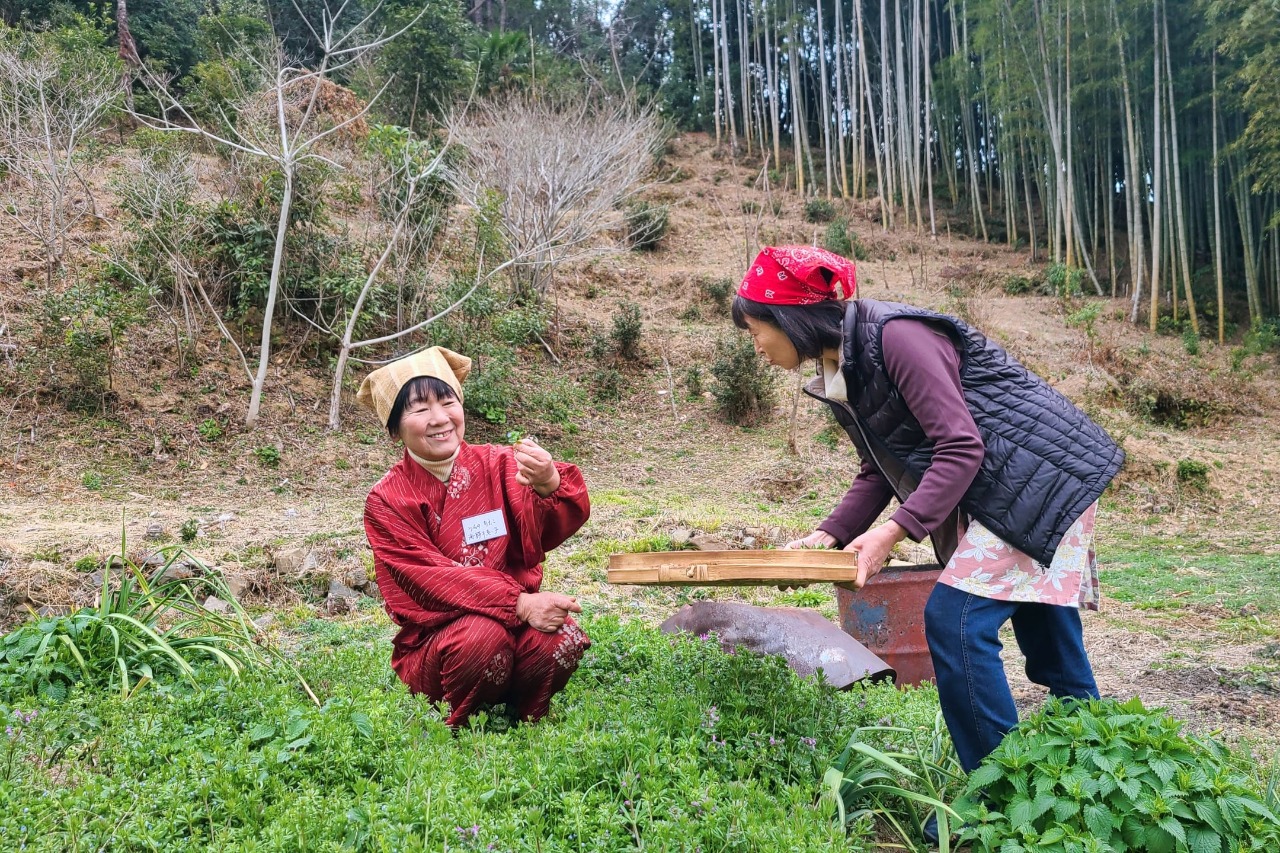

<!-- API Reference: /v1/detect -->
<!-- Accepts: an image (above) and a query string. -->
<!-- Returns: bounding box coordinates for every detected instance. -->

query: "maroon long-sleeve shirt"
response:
[817,319,986,546]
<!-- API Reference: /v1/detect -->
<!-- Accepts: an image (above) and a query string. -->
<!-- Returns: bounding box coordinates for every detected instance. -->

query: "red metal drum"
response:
[836,564,943,687]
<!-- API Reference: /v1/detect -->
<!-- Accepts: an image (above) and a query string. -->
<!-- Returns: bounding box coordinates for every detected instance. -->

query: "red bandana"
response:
[737,246,857,305]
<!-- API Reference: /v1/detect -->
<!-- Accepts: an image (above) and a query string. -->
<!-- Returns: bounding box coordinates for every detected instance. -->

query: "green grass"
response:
[1100,545,1280,615]
[0,615,942,852]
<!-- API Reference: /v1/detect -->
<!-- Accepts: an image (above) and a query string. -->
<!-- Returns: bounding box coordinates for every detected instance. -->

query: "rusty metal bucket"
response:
[836,563,943,687]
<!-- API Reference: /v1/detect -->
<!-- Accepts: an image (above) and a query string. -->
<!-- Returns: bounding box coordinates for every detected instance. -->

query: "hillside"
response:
[2,131,1279,748]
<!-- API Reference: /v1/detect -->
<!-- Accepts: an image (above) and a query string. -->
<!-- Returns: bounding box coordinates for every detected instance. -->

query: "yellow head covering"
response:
[356,346,472,427]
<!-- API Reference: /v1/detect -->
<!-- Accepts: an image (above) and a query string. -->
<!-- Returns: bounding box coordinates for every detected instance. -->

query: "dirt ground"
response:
[1,131,1278,752]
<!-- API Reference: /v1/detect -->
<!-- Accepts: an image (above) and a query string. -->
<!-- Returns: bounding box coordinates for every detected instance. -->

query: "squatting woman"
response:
[359,346,591,727]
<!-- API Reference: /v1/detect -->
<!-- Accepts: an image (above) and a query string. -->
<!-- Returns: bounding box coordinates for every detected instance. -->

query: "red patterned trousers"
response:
[393,614,590,727]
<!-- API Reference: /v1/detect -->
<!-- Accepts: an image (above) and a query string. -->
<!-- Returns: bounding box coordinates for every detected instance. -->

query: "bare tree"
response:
[312,142,451,430]
[132,1,423,427]
[0,32,121,286]
[443,92,663,302]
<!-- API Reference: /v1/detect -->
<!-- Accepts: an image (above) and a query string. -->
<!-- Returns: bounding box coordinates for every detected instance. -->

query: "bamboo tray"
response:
[607,549,859,586]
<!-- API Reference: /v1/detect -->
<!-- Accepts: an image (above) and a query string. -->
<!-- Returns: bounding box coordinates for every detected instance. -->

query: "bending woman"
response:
[734,246,1123,792]
[358,346,591,727]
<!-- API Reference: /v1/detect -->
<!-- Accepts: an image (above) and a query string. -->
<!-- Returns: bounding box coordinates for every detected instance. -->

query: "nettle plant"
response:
[956,697,1280,853]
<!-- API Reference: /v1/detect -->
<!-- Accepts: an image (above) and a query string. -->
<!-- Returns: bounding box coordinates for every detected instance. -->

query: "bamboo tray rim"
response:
[607,549,859,586]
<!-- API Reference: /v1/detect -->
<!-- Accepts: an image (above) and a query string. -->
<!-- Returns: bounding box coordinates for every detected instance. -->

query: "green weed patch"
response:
[0,615,939,851]
[1100,547,1280,615]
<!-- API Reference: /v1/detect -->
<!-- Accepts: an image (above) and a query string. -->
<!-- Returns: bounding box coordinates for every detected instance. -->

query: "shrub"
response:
[428,275,579,432]
[683,366,704,398]
[1003,275,1035,295]
[698,276,735,312]
[1181,327,1200,356]
[36,276,151,413]
[610,302,644,360]
[591,367,624,402]
[1046,263,1084,298]
[823,219,853,257]
[711,334,777,425]
[1176,458,1211,491]
[1232,320,1280,372]
[804,198,837,223]
[823,218,867,261]
[956,696,1280,853]
[624,200,670,250]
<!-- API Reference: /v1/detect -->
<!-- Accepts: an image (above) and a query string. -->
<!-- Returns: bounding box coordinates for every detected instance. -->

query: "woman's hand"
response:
[844,520,908,589]
[516,591,582,633]
[783,530,839,550]
[776,530,840,590]
[513,438,561,497]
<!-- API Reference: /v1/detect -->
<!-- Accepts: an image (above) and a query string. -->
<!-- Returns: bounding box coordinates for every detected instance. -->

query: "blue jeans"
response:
[924,582,1099,772]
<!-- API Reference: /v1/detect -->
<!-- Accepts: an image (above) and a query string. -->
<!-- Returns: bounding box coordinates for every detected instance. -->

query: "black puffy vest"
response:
[808,299,1125,565]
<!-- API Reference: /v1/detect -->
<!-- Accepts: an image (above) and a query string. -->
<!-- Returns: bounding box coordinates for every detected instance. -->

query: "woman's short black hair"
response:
[386,375,459,439]
[731,295,846,361]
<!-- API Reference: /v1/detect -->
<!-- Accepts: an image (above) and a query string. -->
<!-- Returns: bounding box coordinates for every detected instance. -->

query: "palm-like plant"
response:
[823,711,966,852]
[0,530,264,701]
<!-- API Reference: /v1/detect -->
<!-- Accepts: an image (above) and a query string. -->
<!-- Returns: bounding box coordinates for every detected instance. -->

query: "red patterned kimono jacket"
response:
[363,442,591,725]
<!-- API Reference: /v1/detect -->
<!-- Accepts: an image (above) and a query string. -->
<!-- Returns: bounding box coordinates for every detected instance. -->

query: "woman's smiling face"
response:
[397,389,466,461]
[743,315,802,370]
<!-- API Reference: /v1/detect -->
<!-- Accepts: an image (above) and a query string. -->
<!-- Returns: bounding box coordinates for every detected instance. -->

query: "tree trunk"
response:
[1147,0,1162,332]
[1163,11,1197,334]
[247,166,294,427]
[738,0,751,156]
[1211,53,1225,342]
[834,0,850,197]
[816,0,833,197]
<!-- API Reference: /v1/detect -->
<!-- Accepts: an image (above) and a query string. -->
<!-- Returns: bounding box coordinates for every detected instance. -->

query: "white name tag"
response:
[462,509,507,545]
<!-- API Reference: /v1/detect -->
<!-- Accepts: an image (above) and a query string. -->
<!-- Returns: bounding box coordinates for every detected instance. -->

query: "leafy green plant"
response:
[36,276,152,413]
[1181,327,1201,356]
[0,539,262,702]
[254,446,281,468]
[197,418,223,441]
[956,696,1280,853]
[711,334,777,425]
[1047,263,1084,298]
[624,201,670,250]
[0,615,940,850]
[698,276,735,312]
[777,588,829,607]
[683,365,704,398]
[823,218,853,257]
[1176,458,1211,491]
[804,198,837,223]
[180,519,200,543]
[824,712,965,852]
[610,302,644,360]
[591,367,624,402]
[81,471,103,491]
[1003,275,1036,295]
